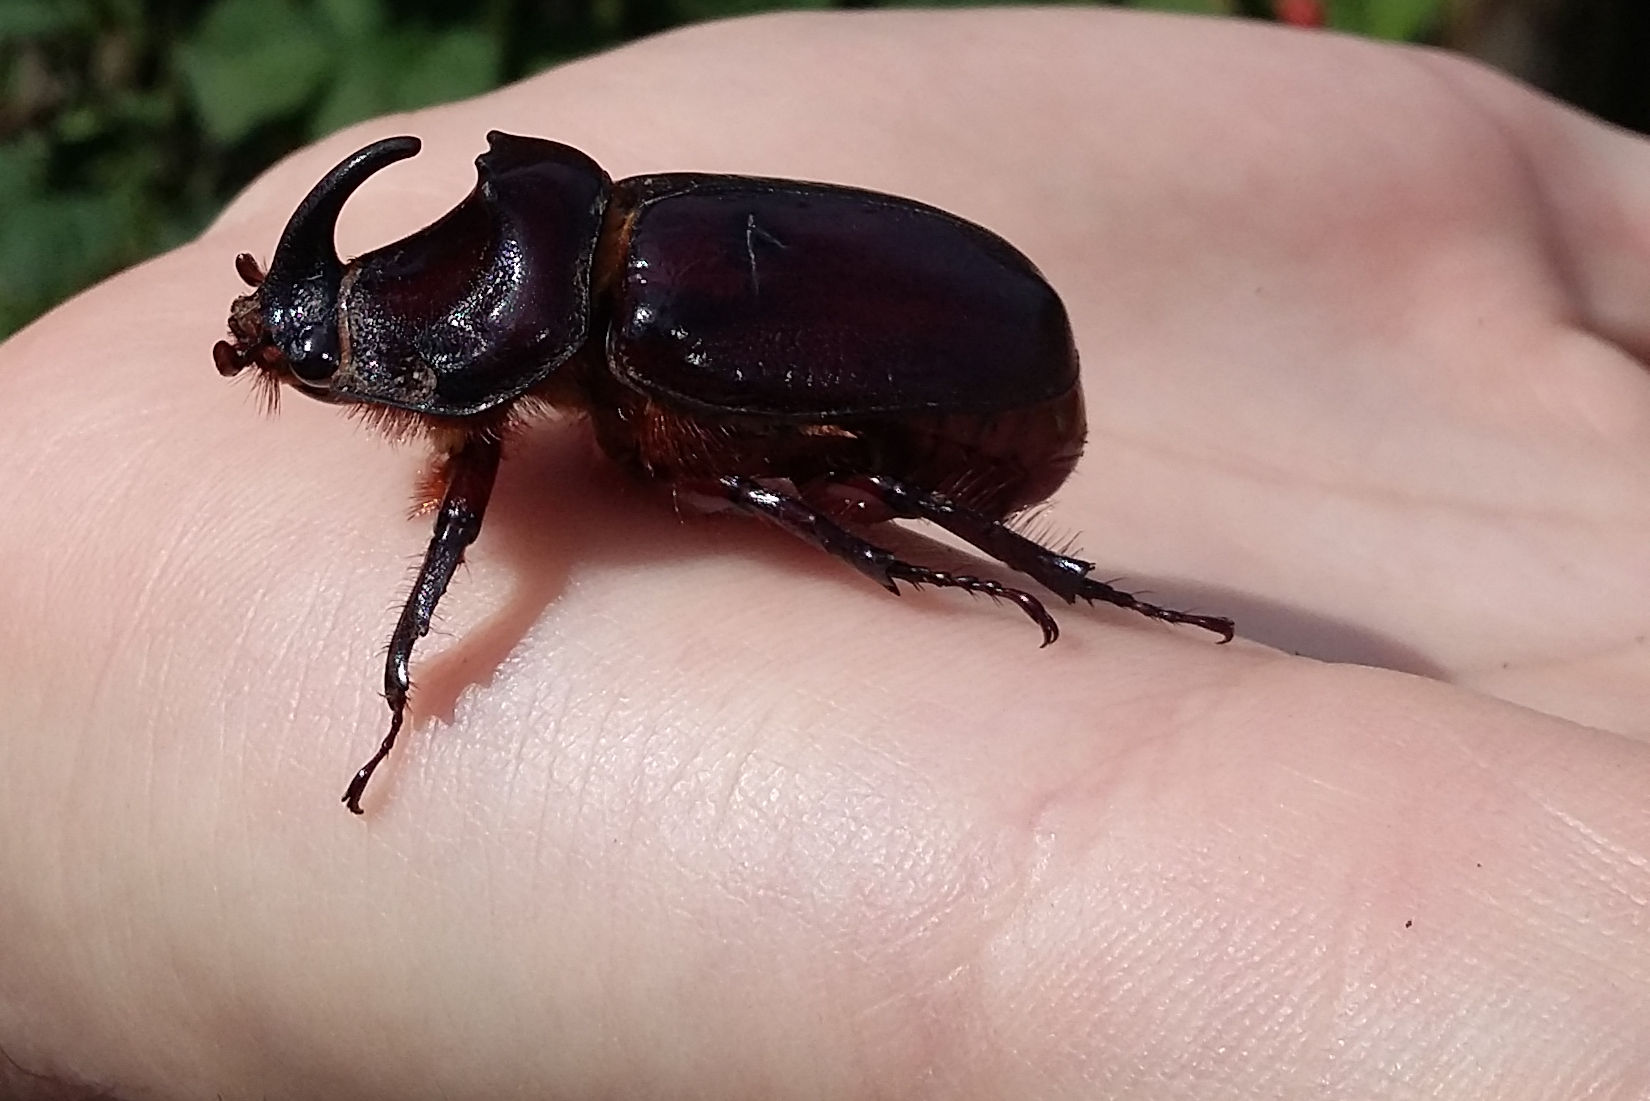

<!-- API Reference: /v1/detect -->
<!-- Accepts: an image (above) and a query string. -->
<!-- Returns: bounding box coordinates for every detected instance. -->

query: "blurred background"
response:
[1,0,1646,340]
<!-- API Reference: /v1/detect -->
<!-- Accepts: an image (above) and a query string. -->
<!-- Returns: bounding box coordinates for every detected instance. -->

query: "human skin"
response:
[1,8,1648,1099]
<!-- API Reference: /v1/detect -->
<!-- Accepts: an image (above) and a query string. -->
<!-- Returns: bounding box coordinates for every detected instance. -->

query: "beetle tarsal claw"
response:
[342,706,403,815]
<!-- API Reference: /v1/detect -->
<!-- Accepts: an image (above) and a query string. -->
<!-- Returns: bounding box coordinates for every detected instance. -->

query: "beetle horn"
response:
[265,135,423,293]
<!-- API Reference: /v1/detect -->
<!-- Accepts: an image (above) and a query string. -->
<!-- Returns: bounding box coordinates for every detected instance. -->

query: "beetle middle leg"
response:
[837,474,1234,642]
[343,431,503,813]
[713,475,1061,644]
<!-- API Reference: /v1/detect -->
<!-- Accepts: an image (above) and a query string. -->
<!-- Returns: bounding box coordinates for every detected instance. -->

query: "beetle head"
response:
[213,136,422,401]
[218,130,612,422]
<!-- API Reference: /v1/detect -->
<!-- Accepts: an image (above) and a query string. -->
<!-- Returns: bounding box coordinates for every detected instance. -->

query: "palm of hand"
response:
[0,11,1646,1098]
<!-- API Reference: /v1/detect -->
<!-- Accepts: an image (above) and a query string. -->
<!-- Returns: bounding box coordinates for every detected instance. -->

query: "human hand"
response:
[1,10,1647,1098]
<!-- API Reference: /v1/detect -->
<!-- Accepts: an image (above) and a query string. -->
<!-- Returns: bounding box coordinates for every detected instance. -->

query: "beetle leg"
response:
[715,475,1061,645]
[843,474,1234,642]
[343,432,503,813]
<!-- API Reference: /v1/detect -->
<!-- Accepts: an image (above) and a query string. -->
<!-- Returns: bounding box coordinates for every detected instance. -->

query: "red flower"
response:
[1275,0,1326,27]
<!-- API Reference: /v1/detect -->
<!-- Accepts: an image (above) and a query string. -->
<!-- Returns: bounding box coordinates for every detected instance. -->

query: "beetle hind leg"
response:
[840,474,1234,643]
[714,475,1060,645]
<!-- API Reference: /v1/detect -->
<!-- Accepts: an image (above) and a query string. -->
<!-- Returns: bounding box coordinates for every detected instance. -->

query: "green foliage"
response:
[1328,0,1439,39]
[0,0,1448,339]
[671,0,833,23]
[176,0,501,144]
[178,0,334,143]
[0,132,142,336]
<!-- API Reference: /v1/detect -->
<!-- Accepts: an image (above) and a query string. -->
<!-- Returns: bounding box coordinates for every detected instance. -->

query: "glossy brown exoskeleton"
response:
[214,132,1234,813]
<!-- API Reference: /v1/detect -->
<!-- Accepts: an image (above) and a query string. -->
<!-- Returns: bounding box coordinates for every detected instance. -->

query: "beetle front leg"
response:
[842,474,1234,642]
[343,432,503,814]
[714,475,1061,644]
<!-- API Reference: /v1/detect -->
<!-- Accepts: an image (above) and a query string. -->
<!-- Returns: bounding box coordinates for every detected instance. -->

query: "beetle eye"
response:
[287,327,338,386]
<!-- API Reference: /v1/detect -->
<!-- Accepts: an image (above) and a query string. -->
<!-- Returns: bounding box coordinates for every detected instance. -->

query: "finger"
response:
[1419,53,1650,364]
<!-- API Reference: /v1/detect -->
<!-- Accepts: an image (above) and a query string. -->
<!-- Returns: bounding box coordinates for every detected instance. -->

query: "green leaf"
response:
[0,135,48,200]
[392,28,499,109]
[1328,0,1441,40]
[308,57,394,138]
[53,104,106,143]
[0,188,142,335]
[1366,0,1440,41]
[316,0,386,42]
[106,87,178,130]
[307,27,500,138]
[0,0,93,39]
[178,0,332,143]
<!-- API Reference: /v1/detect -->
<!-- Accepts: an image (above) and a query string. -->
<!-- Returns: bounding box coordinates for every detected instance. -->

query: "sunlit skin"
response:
[0,10,1647,1099]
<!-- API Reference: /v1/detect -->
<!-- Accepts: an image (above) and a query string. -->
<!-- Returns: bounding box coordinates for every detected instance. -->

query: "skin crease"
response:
[0,8,1648,1099]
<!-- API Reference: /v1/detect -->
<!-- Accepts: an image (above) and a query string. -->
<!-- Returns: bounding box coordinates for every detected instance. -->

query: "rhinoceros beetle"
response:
[214,131,1234,813]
